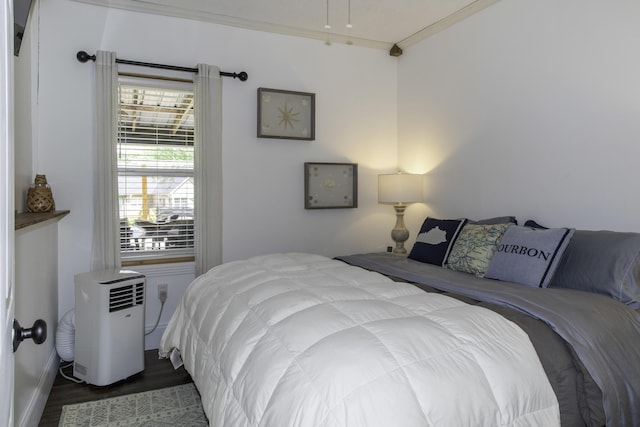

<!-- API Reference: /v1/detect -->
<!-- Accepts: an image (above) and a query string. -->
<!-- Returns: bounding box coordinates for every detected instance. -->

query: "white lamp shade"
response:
[378,173,423,204]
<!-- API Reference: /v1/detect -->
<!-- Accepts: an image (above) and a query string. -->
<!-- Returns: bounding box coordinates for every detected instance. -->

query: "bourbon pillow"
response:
[485,225,575,287]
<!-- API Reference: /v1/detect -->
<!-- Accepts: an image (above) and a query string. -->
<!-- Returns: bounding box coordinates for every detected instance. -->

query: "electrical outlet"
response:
[158,284,168,303]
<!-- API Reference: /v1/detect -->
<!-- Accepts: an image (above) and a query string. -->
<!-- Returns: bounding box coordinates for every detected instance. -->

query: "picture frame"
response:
[305,162,358,209]
[258,88,315,140]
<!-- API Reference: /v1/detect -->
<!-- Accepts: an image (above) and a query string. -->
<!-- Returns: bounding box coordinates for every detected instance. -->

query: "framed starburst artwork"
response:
[304,162,358,209]
[258,88,315,140]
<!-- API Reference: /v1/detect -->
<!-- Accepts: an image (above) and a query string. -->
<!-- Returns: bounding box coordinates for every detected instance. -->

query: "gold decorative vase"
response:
[26,174,56,213]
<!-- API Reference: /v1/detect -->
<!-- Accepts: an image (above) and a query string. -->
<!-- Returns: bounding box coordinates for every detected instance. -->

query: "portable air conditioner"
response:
[74,269,146,386]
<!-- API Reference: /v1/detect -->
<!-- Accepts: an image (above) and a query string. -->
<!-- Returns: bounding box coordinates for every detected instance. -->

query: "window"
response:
[117,78,195,262]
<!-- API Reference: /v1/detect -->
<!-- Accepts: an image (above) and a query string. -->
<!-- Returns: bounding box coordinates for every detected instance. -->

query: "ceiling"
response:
[73,0,500,51]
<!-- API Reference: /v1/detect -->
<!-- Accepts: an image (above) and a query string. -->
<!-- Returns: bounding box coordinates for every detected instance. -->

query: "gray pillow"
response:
[470,216,517,225]
[550,230,640,308]
[485,225,575,287]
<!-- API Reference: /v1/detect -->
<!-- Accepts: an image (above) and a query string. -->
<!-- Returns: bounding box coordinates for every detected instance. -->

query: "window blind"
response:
[117,82,195,260]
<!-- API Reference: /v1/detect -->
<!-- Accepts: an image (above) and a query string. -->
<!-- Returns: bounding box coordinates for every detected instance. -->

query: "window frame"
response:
[116,73,196,265]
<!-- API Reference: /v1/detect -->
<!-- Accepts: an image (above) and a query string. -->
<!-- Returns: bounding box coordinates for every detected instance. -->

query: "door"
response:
[0,0,15,425]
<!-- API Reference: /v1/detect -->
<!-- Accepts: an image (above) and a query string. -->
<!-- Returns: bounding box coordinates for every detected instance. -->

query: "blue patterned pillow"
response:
[408,217,467,266]
[445,223,511,277]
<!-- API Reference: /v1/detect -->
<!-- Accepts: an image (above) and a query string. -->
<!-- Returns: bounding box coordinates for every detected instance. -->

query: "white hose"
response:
[55,309,75,362]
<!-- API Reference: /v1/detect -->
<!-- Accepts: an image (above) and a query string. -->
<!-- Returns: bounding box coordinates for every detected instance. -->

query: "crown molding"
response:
[397,0,501,49]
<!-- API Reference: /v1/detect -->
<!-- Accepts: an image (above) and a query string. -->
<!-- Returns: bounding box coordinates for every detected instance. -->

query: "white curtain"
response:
[194,64,223,275]
[90,51,121,271]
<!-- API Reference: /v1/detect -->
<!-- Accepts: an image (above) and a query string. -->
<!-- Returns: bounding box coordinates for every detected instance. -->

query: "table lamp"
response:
[378,173,423,255]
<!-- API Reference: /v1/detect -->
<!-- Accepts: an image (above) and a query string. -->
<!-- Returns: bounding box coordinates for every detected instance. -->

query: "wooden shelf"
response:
[15,210,70,231]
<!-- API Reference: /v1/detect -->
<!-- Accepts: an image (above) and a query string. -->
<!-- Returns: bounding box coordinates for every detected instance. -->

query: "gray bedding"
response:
[337,253,640,427]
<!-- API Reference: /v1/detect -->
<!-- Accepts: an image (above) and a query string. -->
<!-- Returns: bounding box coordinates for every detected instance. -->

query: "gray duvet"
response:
[337,253,640,427]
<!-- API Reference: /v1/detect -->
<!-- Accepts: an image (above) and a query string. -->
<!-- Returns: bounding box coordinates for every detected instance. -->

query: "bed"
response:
[159,219,640,427]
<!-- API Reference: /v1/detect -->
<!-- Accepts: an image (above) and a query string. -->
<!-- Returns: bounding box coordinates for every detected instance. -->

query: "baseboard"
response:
[17,348,59,427]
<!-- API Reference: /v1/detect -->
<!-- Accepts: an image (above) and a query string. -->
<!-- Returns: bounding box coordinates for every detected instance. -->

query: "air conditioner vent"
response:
[109,281,145,313]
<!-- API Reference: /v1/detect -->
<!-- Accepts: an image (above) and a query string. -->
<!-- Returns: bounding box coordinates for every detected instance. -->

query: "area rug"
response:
[58,383,207,426]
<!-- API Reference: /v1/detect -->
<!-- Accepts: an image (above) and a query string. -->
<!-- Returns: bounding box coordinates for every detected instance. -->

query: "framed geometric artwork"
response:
[305,162,358,209]
[258,88,315,140]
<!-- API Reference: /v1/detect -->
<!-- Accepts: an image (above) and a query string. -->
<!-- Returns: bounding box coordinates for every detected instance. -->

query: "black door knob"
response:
[13,319,47,353]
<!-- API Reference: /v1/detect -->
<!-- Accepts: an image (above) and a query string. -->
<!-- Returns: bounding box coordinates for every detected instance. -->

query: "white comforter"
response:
[160,253,559,426]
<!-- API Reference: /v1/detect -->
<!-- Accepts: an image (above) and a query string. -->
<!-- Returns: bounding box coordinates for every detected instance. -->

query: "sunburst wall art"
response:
[258,88,315,140]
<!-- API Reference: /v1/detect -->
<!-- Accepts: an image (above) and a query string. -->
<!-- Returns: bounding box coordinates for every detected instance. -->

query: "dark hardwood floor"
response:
[38,349,193,426]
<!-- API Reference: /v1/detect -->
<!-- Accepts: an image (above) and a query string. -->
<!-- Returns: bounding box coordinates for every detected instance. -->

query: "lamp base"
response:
[390,204,410,256]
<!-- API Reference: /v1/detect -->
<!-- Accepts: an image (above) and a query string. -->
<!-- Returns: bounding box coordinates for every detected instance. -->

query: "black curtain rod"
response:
[76,51,248,81]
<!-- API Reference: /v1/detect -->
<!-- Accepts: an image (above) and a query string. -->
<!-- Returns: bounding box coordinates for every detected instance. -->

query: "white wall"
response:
[13,0,36,211]
[14,220,61,427]
[27,0,400,340]
[398,0,640,233]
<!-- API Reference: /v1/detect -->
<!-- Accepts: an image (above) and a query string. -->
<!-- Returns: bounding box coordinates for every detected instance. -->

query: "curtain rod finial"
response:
[76,51,96,63]
[220,70,249,81]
